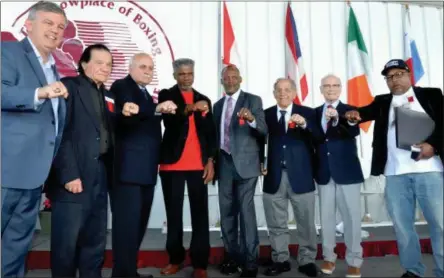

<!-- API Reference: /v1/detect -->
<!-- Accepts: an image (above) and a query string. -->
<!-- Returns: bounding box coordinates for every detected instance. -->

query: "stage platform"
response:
[27,224,433,273]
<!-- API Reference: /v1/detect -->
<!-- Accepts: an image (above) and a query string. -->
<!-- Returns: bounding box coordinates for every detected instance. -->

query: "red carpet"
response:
[26,238,432,270]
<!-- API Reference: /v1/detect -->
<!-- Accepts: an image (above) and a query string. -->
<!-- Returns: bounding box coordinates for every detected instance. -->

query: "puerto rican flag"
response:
[403,5,424,85]
[285,2,308,105]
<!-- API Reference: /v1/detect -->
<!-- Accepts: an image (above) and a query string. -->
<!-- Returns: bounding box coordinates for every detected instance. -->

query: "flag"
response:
[222,1,241,68]
[403,5,424,85]
[285,2,309,105]
[347,5,373,133]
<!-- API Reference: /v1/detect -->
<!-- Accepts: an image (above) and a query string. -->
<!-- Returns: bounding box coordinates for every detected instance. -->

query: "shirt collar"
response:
[324,99,340,109]
[225,88,241,101]
[277,103,293,115]
[27,37,55,66]
[82,74,105,92]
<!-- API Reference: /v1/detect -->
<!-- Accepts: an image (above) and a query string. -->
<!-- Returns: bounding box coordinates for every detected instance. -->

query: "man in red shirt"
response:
[157,58,217,278]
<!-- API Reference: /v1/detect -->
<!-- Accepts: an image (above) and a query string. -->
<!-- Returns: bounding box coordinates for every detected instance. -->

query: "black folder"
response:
[395,107,435,151]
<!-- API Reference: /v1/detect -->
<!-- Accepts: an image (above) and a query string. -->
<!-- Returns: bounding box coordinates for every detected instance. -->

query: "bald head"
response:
[129,53,154,86]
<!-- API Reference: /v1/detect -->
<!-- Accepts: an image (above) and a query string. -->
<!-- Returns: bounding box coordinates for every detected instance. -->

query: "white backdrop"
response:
[1,1,442,230]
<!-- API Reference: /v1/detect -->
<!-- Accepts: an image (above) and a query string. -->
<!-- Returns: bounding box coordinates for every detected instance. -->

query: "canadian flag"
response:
[222,1,242,70]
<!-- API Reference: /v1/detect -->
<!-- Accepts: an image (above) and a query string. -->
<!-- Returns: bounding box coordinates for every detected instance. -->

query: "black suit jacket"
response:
[49,75,115,203]
[111,75,162,186]
[158,84,217,166]
[352,86,443,176]
[314,102,364,185]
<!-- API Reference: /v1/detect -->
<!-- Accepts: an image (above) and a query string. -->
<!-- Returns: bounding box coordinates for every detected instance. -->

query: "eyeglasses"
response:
[322,84,341,89]
[385,71,407,82]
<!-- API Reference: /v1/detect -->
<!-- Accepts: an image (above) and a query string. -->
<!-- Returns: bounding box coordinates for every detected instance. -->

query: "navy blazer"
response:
[314,102,364,185]
[49,75,115,203]
[111,75,162,186]
[262,104,320,195]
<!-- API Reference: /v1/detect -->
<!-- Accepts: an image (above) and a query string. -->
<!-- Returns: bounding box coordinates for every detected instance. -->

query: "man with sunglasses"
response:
[345,59,443,278]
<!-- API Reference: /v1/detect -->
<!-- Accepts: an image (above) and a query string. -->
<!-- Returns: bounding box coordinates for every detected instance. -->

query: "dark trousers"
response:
[111,182,155,277]
[159,170,210,269]
[218,151,259,270]
[50,160,108,278]
[1,186,42,278]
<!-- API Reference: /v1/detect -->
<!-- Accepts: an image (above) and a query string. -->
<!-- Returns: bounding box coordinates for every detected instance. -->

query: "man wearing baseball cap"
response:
[344,59,443,278]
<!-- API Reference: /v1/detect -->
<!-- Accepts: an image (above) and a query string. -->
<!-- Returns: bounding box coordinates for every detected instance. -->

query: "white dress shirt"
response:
[30,37,59,136]
[384,87,443,176]
[219,89,257,150]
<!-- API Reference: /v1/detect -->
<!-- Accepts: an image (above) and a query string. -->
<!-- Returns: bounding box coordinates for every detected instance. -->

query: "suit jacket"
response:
[314,102,364,185]
[262,105,320,195]
[1,38,66,189]
[111,75,162,186]
[158,84,217,166]
[353,86,443,175]
[213,91,267,179]
[48,75,115,203]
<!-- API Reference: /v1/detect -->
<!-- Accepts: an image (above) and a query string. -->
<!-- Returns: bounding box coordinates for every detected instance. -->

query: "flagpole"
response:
[218,1,223,99]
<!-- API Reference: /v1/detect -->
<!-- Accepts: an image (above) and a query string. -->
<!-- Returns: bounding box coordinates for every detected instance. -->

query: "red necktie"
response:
[326,104,333,130]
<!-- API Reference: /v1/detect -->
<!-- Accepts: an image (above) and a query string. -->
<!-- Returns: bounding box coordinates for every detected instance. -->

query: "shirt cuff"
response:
[300,122,307,129]
[248,119,257,128]
[348,121,358,126]
[34,88,45,108]
[155,112,162,116]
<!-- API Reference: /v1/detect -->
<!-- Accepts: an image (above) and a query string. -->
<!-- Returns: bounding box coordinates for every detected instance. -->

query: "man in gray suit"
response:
[214,64,267,277]
[1,1,68,277]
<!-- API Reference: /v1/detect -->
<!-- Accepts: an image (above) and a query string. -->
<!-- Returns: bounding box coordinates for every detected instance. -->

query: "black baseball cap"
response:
[381,59,410,76]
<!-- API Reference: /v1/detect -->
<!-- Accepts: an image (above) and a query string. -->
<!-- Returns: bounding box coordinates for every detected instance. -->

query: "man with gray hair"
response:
[1,1,68,276]
[157,58,217,278]
[110,53,177,278]
[313,74,364,278]
[261,78,320,277]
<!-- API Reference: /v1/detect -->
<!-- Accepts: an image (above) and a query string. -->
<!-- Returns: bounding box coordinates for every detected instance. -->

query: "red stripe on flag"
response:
[223,1,235,65]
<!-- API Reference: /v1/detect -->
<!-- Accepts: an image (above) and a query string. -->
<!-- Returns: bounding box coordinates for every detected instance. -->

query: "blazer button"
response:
[51,120,55,125]
[325,139,329,142]
[283,145,286,149]
[96,137,100,141]
[327,152,330,156]
[49,141,55,146]
[94,156,98,160]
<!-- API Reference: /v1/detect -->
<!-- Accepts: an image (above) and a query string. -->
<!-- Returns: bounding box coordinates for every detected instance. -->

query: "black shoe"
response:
[401,271,421,277]
[239,268,258,277]
[137,274,153,278]
[220,259,240,275]
[298,263,319,277]
[264,261,291,276]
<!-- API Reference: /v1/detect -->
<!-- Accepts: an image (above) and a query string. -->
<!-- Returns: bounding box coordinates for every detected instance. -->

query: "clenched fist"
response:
[344,110,361,123]
[290,114,306,127]
[325,107,338,122]
[38,81,69,99]
[237,108,255,123]
[156,100,177,114]
[65,178,83,194]
[122,102,139,116]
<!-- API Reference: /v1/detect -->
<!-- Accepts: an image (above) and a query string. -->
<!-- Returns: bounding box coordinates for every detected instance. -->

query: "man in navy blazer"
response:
[262,78,321,277]
[314,74,364,278]
[1,2,68,276]
[110,53,177,278]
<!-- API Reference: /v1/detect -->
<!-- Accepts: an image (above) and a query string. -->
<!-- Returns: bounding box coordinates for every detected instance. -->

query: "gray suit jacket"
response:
[214,91,267,179]
[1,39,66,189]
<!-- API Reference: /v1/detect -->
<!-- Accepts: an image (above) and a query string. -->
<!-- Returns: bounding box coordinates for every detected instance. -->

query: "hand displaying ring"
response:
[238,107,255,123]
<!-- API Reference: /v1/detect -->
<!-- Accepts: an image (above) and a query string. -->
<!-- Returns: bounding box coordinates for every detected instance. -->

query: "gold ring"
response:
[54,88,61,93]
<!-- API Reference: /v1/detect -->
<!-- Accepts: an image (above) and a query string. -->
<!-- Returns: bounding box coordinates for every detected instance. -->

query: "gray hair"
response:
[172,58,194,73]
[28,1,67,23]
[320,73,341,86]
[129,53,152,68]
[273,78,297,92]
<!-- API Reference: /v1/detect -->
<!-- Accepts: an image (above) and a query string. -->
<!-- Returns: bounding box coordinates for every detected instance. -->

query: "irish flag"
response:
[347,6,373,132]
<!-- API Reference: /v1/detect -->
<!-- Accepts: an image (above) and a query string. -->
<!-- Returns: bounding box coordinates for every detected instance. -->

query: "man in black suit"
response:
[261,78,321,277]
[345,59,443,278]
[110,53,177,278]
[49,44,114,278]
[157,58,217,278]
[314,74,364,278]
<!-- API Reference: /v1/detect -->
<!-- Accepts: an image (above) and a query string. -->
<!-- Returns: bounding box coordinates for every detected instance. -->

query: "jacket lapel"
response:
[214,98,224,131]
[414,87,435,119]
[231,91,245,129]
[21,39,48,87]
[78,76,100,131]
[268,106,278,134]
[315,105,325,135]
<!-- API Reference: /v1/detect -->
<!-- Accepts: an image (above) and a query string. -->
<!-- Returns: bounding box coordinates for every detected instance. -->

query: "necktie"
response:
[223,97,234,153]
[141,87,149,99]
[326,104,333,130]
[279,110,287,135]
